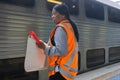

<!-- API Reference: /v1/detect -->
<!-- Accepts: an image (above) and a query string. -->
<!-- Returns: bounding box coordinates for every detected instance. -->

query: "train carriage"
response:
[0,0,120,80]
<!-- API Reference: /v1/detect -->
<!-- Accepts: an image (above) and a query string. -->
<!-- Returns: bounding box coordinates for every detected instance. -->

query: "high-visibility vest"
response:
[47,20,78,80]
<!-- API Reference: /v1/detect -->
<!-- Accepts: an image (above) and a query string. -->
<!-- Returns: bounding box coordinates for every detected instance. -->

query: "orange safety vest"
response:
[47,20,78,80]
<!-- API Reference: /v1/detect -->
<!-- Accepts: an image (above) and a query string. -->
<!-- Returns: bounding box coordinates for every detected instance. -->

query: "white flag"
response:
[24,36,48,72]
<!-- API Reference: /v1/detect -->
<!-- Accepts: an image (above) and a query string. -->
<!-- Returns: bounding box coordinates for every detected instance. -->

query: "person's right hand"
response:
[36,40,47,50]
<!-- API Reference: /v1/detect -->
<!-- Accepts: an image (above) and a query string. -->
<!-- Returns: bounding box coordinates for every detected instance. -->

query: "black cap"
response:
[53,4,70,19]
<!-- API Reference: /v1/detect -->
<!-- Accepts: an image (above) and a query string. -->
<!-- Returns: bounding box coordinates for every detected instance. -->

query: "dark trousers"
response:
[49,72,66,80]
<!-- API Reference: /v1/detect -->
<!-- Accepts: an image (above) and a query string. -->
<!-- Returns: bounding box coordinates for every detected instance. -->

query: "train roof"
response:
[96,0,120,10]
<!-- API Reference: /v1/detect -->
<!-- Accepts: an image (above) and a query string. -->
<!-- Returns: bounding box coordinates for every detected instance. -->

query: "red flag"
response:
[29,30,41,44]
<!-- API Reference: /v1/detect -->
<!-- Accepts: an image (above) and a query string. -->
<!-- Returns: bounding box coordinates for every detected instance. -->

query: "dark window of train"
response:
[0,57,38,80]
[109,46,120,63]
[46,0,79,15]
[108,7,120,23]
[0,0,35,7]
[78,51,81,73]
[86,48,105,68]
[85,0,104,20]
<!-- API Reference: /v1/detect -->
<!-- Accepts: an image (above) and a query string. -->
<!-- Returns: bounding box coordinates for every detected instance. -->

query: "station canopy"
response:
[96,0,120,9]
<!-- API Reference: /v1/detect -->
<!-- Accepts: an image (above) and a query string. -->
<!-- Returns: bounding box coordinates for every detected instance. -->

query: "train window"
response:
[86,48,105,68]
[0,57,38,80]
[0,0,35,7]
[85,0,104,20]
[109,46,120,63]
[46,0,79,15]
[78,51,81,72]
[108,7,120,23]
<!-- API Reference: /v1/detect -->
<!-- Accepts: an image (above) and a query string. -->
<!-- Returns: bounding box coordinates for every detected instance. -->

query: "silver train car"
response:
[0,0,120,80]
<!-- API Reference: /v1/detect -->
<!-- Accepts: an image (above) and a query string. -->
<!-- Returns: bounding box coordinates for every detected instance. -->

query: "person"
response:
[37,4,79,80]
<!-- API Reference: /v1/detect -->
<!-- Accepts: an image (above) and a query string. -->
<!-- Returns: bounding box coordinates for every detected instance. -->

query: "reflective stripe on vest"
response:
[65,46,78,68]
[60,67,74,79]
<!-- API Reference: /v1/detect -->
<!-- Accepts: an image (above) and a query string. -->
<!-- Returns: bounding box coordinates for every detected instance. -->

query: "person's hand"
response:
[36,41,46,50]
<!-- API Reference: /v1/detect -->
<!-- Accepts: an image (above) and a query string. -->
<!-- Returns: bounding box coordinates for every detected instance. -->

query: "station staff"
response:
[37,4,79,80]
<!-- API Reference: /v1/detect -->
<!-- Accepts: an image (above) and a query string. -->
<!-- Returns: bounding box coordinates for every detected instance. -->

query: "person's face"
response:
[51,9,65,24]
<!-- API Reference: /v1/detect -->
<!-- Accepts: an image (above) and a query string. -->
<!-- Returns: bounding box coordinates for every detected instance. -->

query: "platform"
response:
[75,62,120,80]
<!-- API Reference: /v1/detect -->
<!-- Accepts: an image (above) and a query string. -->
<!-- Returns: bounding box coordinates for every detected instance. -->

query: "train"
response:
[0,0,120,80]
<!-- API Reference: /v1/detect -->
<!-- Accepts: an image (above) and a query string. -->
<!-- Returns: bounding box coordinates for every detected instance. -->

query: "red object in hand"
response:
[29,30,41,44]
